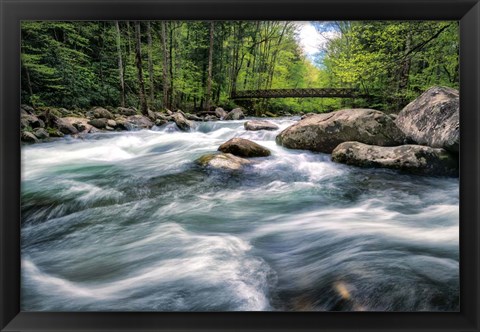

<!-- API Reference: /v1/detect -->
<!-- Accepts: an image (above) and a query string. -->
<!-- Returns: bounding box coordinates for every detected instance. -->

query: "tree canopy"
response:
[21,20,459,114]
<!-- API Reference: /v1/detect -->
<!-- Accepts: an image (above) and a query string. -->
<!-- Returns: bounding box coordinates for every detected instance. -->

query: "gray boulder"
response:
[196,153,251,171]
[88,118,108,129]
[21,131,39,143]
[172,112,194,131]
[117,107,137,116]
[62,117,93,133]
[224,108,245,120]
[332,141,458,176]
[395,86,459,153]
[215,107,228,119]
[218,138,271,157]
[244,120,279,131]
[92,107,114,120]
[126,115,154,129]
[55,118,79,135]
[20,114,44,129]
[276,109,405,154]
[186,113,204,121]
[33,128,49,139]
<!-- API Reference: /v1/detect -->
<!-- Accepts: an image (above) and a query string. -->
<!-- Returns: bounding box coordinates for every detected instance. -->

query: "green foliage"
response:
[21,21,459,114]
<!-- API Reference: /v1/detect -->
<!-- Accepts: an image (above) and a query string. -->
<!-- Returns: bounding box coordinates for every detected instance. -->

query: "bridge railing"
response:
[231,88,362,99]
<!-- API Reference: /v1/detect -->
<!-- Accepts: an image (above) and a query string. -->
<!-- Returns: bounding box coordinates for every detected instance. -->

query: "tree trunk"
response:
[147,22,155,105]
[115,21,125,107]
[205,22,214,111]
[161,21,170,109]
[134,21,148,115]
[169,23,175,109]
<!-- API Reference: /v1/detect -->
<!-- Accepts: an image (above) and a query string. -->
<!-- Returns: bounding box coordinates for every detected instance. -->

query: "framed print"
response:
[1,0,479,331]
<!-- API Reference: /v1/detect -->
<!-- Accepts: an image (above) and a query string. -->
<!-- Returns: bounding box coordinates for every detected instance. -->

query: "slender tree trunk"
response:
[115,21,126,107]
[147,22,155,105]
[161,21,170,109]
[134,21,148,115]
[205,22,214,111]
[169,23,175,109]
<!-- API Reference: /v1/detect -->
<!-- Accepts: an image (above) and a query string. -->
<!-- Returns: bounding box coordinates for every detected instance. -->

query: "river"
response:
[21,117,459,311]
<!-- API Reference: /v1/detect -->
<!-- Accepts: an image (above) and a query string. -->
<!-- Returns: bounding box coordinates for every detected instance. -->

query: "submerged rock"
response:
[395,86,459,153]
[218,137,271,157]
[331,141,458,176]
[224,108,245,120]
[276,108,405,154]
[196,153,251,171]
[244,120,279,131]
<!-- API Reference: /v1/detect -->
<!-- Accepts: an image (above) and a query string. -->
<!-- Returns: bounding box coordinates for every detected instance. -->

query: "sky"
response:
[295,21,339,65]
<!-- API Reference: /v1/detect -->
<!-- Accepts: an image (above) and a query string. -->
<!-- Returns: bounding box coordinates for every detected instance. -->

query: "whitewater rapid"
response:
[21,118,459,311]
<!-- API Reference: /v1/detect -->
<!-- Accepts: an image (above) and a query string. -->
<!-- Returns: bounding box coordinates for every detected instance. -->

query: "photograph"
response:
[20,20,459,312]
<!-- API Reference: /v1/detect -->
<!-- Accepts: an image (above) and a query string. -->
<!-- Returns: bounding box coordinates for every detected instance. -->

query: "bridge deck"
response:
[231,88,360,99]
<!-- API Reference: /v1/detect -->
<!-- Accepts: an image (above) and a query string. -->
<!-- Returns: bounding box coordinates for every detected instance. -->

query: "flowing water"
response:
[21,117,459,311]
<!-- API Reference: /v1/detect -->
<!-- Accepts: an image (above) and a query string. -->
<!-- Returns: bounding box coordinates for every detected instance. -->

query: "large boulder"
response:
[224,108,245,120]
[172,112,193,131]
[395,86,459,153]
[332,141,458,176]
[126,115,154,129]
[196,153,251,171]
[218,138,271,157]
[276,109,406,154]
[215,107,228,119]
[185,113,204,121]
[92,107,114,120]
[244,120,279,131]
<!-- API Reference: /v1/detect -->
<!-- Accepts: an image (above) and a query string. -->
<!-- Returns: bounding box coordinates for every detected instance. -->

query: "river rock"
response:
[21,131,39,143]
[20,113,44,130]
[215,107,228,119]
[126,115,154,129]
[395,86,459,153]
[276,109,406,154]
[107,119,117,128]
[21,104,35,115]
[224,108,245,120]
[196,153,251,171]
[204,115,218,121]
[33,128,49,139]
[92,107,114,120]
[62,117,93,133]
[332,141,458,176]
[117,107,137,116]
[55,117,79,135]
[244,120,279,131]
[88,118,108,129]
[218,137,271,157]
[186,113,204,121]
[172,112,193,131]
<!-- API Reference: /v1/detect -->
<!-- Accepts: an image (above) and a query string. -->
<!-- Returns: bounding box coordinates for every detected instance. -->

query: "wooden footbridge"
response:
[231,88,363,99]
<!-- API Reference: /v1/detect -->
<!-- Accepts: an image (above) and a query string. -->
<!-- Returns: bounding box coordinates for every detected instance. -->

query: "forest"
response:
[21,21,459,114]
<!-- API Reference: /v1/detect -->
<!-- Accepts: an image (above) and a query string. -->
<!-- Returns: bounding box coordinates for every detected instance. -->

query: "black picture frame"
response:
[1,0,479,331]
